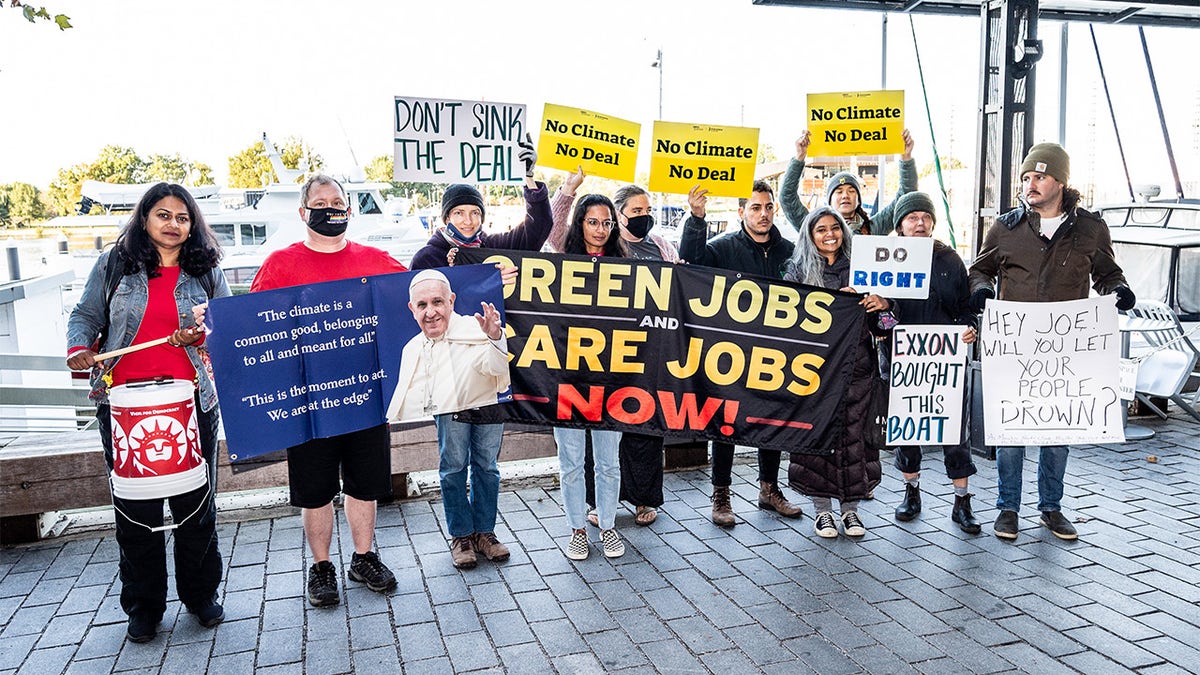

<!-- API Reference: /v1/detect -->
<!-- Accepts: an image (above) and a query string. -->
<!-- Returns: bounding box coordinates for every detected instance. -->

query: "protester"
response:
[250,174,406,606]
[409,134,552,568]
[385,269,510,421]
[67,183,229,642]
[783,206,889,538]
[549,170,669,527]
[968,143,1134,541]
[546,193,627,559]
[888,192,981,533]
[780,129,917,235]
[678,179,804,527]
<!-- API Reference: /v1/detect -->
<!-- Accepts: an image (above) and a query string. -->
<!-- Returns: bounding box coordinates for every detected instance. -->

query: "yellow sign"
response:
[537,104,641,182]
[648,121,759,198]
[807,90,905,158]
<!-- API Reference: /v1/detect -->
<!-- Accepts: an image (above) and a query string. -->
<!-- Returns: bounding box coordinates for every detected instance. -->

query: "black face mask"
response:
[623,214,654,240]
[307,207,349,237]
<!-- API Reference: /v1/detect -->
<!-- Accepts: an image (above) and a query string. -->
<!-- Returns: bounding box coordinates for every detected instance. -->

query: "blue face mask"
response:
[444,221,482,247]
[307,207,349,237]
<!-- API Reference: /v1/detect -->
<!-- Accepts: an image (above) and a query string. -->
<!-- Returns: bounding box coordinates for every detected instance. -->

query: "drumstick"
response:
[95,336,173,361]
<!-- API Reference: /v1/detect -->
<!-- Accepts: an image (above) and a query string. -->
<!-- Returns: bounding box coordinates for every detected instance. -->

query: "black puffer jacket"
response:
[678,215,794,279]
[893,240,977,329]
[786,254,882,501]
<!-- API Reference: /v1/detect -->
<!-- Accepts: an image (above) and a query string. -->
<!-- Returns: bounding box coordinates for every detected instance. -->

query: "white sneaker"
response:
[814,511,838,538]
[565,529,589,561]
[841,511,866,537]
[600,528,625,558]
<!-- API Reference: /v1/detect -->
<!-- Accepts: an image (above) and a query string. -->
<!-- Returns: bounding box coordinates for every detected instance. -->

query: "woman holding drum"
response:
[67,182,230,643]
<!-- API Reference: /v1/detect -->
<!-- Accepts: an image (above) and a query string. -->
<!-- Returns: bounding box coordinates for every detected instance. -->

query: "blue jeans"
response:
[556,427,621,530]
[435,415,503,538]
[995,445,1069,513]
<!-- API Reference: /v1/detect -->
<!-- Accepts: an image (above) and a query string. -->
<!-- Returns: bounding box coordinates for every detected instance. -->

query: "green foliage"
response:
[364,154,445,208]
[0,182,47,227]
[920,155,966,177]
[8,3,71,30]
[45,146,213,216]
[227,141,274,189]
[227,136,323,188]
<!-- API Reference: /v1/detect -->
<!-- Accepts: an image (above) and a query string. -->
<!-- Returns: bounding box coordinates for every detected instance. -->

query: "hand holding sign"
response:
[518,133,537,180]
[795,130,811,163]
[902,129,914,160]
[688,184,709,218]
[564,165,586,195]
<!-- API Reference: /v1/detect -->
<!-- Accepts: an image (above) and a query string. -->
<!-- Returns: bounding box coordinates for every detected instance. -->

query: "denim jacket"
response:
[67,249,231,412]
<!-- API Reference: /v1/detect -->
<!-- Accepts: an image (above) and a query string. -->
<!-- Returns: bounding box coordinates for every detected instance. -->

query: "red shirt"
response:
[250,241,408,292]
[112,267,196,387]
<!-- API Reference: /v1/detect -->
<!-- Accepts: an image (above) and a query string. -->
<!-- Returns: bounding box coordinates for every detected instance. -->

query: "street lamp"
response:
[651,48,663,119]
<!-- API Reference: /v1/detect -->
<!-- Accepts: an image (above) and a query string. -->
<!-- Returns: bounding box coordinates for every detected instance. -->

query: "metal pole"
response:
[1089,25,1135,202]
[1138,27,1185,201]
[879,12,888,206]
[1058,22,1068,145]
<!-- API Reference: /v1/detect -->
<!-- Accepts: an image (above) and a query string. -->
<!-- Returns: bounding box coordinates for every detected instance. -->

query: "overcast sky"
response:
[1,0,1196,204]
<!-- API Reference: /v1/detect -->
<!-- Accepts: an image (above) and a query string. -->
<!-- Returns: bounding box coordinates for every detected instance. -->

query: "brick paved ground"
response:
[2,413,1198,674]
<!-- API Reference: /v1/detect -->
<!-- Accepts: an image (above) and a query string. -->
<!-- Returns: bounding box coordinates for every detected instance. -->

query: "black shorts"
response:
[286,423,393,508]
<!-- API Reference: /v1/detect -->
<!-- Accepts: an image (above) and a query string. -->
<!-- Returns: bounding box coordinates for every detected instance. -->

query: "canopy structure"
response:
[753,0,1200,252]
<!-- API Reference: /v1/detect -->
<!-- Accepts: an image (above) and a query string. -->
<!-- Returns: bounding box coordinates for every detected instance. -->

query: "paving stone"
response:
[14,645,74,675]
[1064,625,1168,670]
[391,591,435,626]
[925,628,1018,673]
[874,598,952,636]
[1060,650,1138,675]
[665,615,731,655]
[783,633,860,675]
[444,629,499,672]
[481,609,535,648]
[349,612,396,650]
[56,585,107,617]
[432,600,481,636]
[996,615,1083,658]
[1006,593,1091,631]
[582,628,648,670]
[396,622,446,662]
[862,619,943,663]
[2,605,55,638]
[20,577,72,607]
[803,610,876,649]
[561,597,618,635]
[1069,602,1162,641]
[720,623,795,666]
[303,637,350,674]
[63,655,116,674]
[514,589,566,623]
[255,627,302,668]
[158,639,213,673]
[34,612,90,649]
[530,618,588,658]
[497,642,552,675]
[0,635,38,670]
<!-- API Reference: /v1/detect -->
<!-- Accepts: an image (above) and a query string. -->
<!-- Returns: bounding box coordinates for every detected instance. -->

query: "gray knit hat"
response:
[1019,143,1070,184]
[893,192,937,234]
[825,172,863,205]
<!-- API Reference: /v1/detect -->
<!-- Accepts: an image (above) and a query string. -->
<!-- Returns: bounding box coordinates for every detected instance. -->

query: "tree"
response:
[227,136,323,188]
[0,182,47,226]
[45,146,210,215]
[364,154,444,208]
[5,3,71,30]
[46,162,90,216]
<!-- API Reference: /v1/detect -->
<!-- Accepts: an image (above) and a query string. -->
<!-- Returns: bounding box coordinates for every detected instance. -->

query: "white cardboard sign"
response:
[979,297,1124,445]
[848,235,932,299]
[887,324,969,446]
[393,96,528,184]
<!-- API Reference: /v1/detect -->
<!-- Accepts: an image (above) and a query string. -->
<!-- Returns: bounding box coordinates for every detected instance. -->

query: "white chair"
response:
[1126,301,1200,423]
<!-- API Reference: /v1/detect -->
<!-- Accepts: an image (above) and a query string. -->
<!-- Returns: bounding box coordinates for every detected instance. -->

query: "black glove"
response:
[517,132,537,178]
[968,288,994,313]
[1113,285,1136,311]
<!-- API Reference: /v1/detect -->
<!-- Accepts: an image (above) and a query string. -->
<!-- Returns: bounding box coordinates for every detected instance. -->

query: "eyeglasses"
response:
[584,218,616,229]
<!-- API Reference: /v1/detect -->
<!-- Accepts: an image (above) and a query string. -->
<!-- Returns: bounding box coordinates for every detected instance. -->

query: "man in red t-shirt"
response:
[251,174,406,607]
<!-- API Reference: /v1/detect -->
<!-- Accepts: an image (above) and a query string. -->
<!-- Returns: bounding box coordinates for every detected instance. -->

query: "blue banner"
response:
[205,265,505,461]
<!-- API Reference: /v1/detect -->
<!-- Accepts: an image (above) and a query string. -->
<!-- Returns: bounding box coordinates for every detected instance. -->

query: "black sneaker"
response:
[1039,510,1078,540]
[348,551,397,593]
[307,560,340,607]
[188,601,225,628]
[126,613,159,643]
[993,510,1019,540]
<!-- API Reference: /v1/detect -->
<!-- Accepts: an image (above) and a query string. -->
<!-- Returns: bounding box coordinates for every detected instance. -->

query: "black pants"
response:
[584,431,665,508]
[710,442,782,487]
[98,399,223,620]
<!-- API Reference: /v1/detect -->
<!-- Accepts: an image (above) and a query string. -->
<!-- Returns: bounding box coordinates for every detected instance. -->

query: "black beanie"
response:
[893,192,937,234]
[441,184,486,223]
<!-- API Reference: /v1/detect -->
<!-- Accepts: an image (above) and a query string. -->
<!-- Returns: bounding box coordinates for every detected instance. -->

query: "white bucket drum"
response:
[109,379,208,500]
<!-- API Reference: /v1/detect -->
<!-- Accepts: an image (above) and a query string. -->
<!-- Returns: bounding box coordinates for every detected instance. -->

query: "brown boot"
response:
[758,481,803,518]
[450,536,477,569]
[473,532,510,562]
[711,486,736,528]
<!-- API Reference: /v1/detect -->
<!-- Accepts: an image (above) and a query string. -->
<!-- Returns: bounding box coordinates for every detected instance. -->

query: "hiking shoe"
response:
[814,511,838,538]
[126,613,159,643]
[711,486,736,528]
[894,483,921,522]
[188,601,224,628]
[565,529,589,561]
[841,511,866,537]
[1040,510,1078,540]
[600,529,625,558]
[307,561,339,607]
[450,536,477,569]
[758,481,803,518]
[952,494,982,534]
[349,551,397,592]
[993,510,1019,540]
[473,532,511,562]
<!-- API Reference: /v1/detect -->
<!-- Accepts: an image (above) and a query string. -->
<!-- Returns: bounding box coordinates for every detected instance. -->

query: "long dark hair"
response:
[563,194,625,257]
[114,182,222,278]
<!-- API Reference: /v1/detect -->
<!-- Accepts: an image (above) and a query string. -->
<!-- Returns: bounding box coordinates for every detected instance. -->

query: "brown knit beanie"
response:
[1019,143,1070,184]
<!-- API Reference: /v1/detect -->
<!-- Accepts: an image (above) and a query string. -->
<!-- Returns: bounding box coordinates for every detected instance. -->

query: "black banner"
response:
[456,250,866,454]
